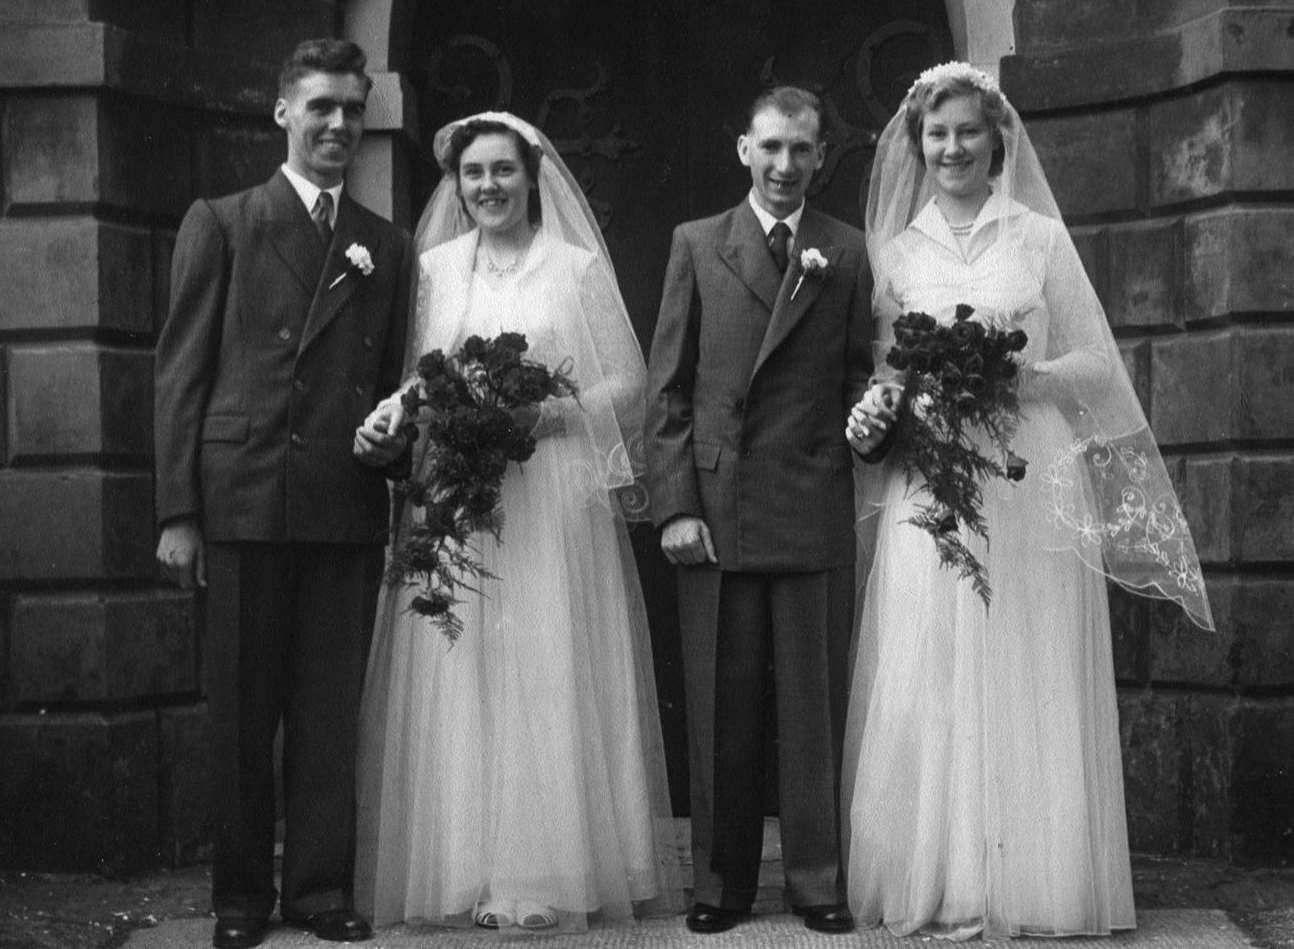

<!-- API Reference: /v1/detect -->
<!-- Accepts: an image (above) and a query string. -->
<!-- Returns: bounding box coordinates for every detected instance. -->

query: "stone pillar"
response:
[0,0,340,872]
[1003,0,1294,864]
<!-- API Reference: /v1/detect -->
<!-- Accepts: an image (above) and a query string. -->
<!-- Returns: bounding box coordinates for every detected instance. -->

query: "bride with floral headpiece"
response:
[352,111,682,934]
[842,63,1213,939]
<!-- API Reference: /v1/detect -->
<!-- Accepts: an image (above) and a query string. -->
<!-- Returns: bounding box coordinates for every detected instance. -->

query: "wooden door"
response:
[406,0,952,813]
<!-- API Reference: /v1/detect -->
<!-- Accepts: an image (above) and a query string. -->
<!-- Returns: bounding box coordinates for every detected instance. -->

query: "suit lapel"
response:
[751,208,839,380]
[300,194,367,353]
[264,171,327,298]
[718,202,782,313]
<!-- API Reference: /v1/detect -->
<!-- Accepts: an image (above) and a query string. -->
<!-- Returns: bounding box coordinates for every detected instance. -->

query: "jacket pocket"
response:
[201,415,250,443]
[693,440,721,471]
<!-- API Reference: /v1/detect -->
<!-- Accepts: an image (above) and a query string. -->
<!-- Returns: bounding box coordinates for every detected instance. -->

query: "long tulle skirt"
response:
[843,404,1135,940]
[355,436,682,932]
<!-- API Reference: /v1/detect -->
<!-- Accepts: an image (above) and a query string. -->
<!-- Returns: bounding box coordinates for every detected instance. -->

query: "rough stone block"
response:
[5,343,153,462]
[1013,0,1217,52]
[89,0,187,40]
[1106,219,1183,330]
[0,470,154,581]
[2,94,100,205]
[1150,331,1232,447]
[1069,225,1108,310]
[1147,83,1233,205]
[1117,690,1232,858]
[0,218,155,334]
[1146,575,1294,691]
[158,703,212,866]
[1117,339,1152,422]
[1108,582,1148,685]
[1006,6,1294,111]
[1177,454,1232,566]
[7,590,197,707]
[1230,579,1294,690]
[1234,454,1294,563]
[1229,700,1294,865]
[1183,206,1294,322]
[1026,109,1137,218]
[1235,327,1294,441]
[98,96,192,217]
[1147,574,1233,687]
[198,122,284,201]
[0,711,160,872]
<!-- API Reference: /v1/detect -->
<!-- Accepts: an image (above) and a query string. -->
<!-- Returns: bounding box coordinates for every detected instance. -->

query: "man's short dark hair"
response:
[278,39,373,97]
[746,86,827,140]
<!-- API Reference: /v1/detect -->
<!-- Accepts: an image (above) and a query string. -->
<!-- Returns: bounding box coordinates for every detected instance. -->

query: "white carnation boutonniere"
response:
[791,247,830,301]
[328,242,376,290]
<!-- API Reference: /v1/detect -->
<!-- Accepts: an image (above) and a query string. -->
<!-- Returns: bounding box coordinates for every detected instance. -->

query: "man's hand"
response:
[157,518,206,589]
[846,382,903,455]
[354,397,408,467]
[660,515,718,566]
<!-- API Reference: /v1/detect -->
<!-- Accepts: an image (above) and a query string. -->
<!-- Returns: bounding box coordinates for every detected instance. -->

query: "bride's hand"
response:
[353,394,409,466]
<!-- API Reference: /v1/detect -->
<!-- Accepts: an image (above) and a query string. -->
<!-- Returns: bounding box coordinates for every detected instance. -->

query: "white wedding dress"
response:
[843,197,1136,940]
[355,229,679,932]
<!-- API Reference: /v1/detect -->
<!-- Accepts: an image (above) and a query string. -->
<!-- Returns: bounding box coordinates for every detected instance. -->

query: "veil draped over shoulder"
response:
[864,70,1213,630]
[406,111,650,520]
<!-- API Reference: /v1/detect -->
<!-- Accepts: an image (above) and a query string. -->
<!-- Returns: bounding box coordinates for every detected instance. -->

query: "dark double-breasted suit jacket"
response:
[155,169,412,543]
[645,199,874,906]
[153,170,412,920]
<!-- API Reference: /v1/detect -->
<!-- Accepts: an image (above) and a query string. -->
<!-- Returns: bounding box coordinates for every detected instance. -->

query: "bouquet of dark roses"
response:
[886,304,1029,606]
[386,331,578,641]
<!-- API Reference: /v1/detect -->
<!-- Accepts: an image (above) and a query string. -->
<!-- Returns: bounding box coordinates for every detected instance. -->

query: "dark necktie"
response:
[768,220,791,273]
[311,191,334,245]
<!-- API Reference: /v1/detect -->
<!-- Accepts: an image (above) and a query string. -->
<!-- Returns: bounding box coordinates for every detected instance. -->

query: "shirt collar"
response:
[747,191,805,238]
[280,163,343,228]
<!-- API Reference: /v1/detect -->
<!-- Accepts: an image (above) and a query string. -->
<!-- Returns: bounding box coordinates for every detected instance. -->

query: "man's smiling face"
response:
[738,106,826,219]
[275,70,368,188]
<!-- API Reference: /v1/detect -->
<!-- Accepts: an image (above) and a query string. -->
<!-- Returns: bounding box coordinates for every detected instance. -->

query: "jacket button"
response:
[277,327,291,341]
[290,433,304,447]
[354,384,365,395]
[734,398,745,413]
[293,378,305,392]
[362,335,374,349]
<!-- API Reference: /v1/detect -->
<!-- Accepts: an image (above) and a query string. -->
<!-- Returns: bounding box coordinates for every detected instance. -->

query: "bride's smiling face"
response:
[920,93,997,203]
[457,133,533,236]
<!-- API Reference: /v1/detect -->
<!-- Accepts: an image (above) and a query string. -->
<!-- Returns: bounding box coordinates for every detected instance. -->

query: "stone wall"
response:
[1003,0,1294,865]
[0,0,340,873]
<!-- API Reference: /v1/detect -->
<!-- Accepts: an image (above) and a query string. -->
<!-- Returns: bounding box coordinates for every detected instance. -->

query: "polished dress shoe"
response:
[212,916,267,948]
[281,908,373,942]
[792,904,855,933]
[685,902,749,933]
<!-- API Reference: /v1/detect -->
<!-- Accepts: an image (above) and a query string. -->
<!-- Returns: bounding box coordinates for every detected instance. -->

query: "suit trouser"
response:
[678,566,854,910]
[204,541,384,921]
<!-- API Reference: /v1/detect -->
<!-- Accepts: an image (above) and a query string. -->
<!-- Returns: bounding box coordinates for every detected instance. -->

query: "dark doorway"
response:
[404,0,953,813]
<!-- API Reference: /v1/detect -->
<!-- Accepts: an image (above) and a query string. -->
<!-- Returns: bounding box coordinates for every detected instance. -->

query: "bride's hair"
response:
[442,118,543,224]
[902,69,1010,176]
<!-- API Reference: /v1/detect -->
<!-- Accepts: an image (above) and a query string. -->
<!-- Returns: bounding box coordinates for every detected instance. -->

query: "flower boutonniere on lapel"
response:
[328,242,376,290]
[791,247,830,301]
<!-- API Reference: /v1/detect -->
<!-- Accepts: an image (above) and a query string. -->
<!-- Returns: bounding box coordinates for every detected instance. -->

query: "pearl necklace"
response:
[484,252,522,276]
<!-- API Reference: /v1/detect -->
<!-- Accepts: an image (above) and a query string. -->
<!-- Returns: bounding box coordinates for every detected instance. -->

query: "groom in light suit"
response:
[645,86,884,935]
[154,39,411,948]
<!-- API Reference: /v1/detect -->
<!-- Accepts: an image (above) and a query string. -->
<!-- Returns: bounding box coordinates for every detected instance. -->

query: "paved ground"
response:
[2,855,1293,949]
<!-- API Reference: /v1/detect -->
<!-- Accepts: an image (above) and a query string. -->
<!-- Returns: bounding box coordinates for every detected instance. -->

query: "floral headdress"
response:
[905,61,1009,107]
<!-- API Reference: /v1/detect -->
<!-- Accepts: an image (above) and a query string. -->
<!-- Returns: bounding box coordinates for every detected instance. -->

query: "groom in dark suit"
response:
[154,39,412,948]
[645,86,883,935]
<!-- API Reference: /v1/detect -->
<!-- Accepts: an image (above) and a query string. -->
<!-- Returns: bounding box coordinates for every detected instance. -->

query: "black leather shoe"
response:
[212,917,267,948]
[282,908,373,942]
[793,904,855,933]
[685,903,749,933]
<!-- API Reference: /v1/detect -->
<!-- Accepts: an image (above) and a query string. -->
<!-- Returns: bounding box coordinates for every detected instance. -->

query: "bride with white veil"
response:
[354,111,681,934]
[843,63,1213,940]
